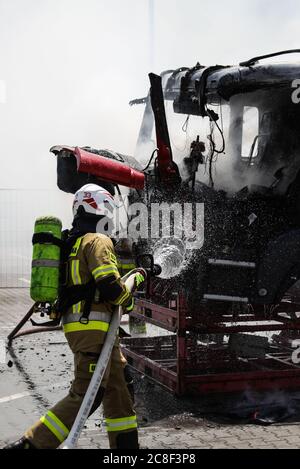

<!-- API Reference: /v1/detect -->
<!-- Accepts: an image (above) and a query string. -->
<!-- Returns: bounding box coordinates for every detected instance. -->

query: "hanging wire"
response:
[142,148,158,171]
[115,184,130,222]
[182,115,190,132]
[207,128,216,188]
[204,103,227,187]
[206,106,225,154]
[219,98,224,136]
[166,101,188,152]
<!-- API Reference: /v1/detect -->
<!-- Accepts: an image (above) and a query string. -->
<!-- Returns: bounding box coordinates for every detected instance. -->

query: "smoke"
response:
[1,0,300,190]
[0,0,151,285]
[0,0,151,191]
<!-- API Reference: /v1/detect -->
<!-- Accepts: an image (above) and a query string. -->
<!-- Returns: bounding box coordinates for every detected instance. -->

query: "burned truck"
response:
[51,50,300,394]
[133,52,300,309]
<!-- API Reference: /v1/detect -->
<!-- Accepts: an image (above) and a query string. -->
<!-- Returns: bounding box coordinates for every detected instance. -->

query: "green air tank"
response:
[30,216,62,303]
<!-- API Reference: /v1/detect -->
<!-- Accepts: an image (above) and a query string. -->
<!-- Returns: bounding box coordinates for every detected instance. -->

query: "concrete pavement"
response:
[1,289,300,449]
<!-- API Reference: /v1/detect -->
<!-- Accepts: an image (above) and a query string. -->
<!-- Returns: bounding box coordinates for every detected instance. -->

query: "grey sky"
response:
[0,0,300,189]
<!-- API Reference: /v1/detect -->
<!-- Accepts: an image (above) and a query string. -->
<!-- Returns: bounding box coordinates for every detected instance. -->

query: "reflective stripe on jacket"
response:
[62,310,112,334]
[116,256,136,278]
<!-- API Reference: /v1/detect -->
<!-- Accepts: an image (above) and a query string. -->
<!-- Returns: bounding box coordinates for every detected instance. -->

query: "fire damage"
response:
[8,49,300,412]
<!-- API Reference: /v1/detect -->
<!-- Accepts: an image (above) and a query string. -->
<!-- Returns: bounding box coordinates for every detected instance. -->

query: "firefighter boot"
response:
[3,437,36,450]
[116,429,139,449]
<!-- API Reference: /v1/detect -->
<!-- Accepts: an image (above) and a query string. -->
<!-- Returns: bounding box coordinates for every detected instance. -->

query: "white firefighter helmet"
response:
[73,184,115,218]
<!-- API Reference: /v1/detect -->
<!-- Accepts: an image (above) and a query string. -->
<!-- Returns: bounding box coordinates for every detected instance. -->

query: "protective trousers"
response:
[25,333,138,449]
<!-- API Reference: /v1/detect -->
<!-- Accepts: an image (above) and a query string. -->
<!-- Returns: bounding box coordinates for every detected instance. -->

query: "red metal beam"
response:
[135,299,179,331]
[75,147,145,189]
[122,347,178,392]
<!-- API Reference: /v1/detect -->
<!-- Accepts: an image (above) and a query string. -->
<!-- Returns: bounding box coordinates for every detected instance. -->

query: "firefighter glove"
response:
[123,296,134,313]
[134,272,146,289]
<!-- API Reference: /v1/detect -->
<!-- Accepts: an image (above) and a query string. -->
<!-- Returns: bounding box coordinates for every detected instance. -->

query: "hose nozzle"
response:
[136,254,161,277]
[153,264,162,277]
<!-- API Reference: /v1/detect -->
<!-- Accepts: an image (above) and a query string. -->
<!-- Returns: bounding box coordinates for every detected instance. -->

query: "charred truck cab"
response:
[50,50,300,395]
[157,51,300,307]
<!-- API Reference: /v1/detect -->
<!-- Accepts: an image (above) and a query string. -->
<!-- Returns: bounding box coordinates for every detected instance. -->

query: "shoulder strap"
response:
[32,232,63,247]
[57,231,96,321]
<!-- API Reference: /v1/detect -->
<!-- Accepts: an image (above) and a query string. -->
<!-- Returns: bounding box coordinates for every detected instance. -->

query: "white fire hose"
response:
[61,268,145,449]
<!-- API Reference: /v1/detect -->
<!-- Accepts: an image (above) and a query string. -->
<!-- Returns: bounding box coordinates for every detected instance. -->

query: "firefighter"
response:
[4,183,145,450]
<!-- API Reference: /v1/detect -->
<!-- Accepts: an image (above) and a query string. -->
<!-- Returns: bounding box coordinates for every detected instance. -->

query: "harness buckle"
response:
[79,315,89,325]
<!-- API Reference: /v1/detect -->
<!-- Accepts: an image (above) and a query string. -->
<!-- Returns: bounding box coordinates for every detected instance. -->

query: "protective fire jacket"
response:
[62,233,132,351]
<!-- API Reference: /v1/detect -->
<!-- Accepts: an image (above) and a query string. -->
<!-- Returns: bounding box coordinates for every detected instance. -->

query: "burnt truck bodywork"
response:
[120,54,300,395]
[133,56,300,309]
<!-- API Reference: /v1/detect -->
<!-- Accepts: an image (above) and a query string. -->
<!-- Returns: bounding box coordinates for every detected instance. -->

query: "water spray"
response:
[153,237,186,279]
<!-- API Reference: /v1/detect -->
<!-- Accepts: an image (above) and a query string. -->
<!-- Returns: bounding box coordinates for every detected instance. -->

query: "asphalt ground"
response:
[1,289,300,449]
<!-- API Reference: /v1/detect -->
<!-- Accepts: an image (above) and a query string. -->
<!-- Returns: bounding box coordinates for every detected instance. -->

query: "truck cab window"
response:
[242,106,259,159]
